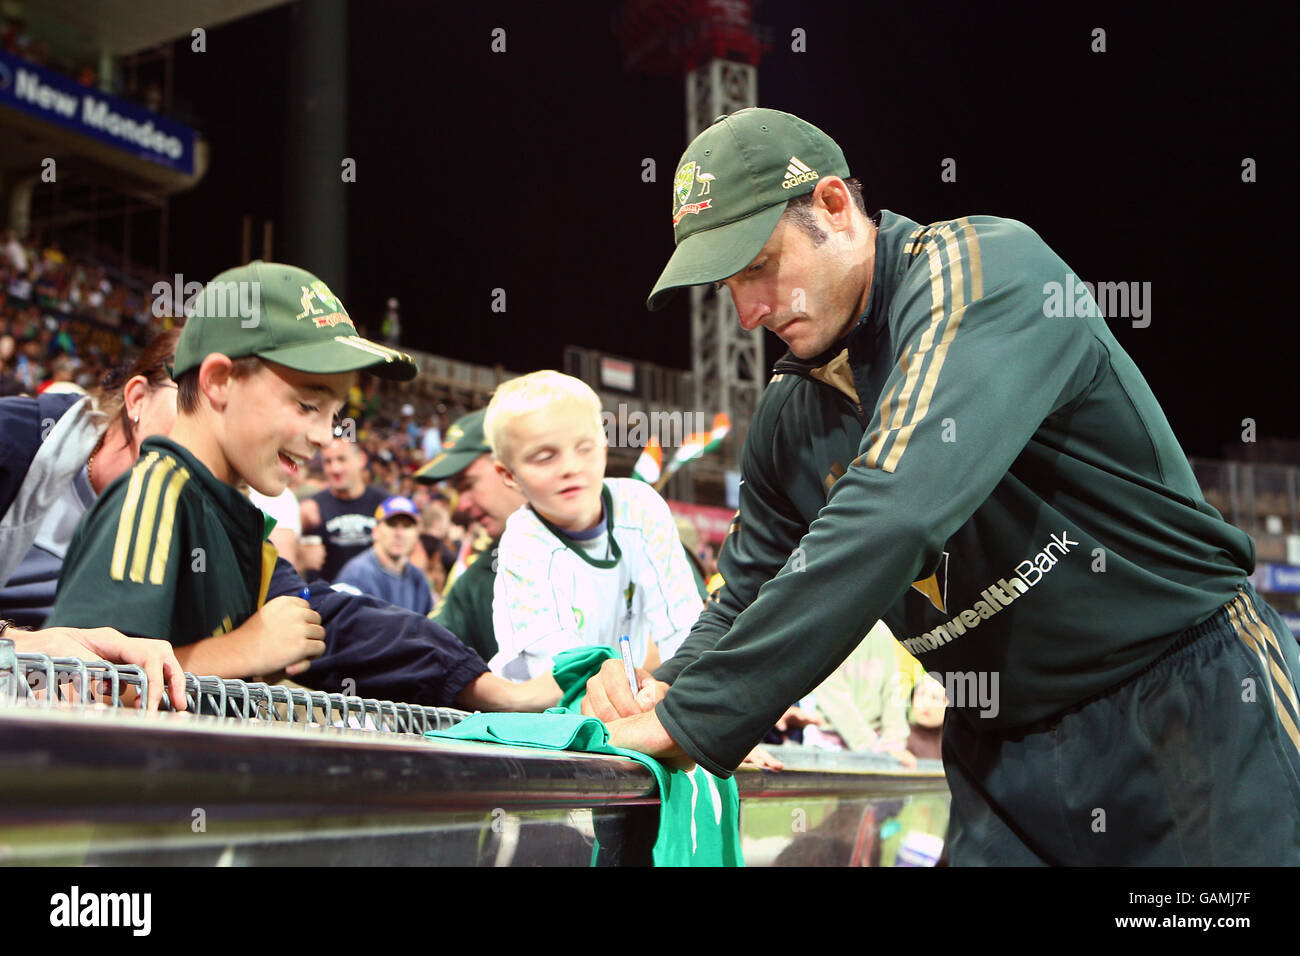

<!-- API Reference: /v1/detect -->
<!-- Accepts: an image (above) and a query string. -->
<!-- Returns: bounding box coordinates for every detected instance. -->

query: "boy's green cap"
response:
[647,108,850,312]
[173,261,418,381]
[415,408,490,483]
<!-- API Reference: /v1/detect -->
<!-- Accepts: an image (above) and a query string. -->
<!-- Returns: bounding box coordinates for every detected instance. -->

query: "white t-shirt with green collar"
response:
[490,478,703,681]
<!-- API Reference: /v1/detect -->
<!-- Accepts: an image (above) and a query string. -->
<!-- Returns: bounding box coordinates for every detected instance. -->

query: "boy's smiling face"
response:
[495,397,607,533]
[225,360,353,496]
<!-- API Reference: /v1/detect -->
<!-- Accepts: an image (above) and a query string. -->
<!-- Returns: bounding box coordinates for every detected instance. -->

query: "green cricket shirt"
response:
[657,210,1255,776]
[48,436,278,644]
[430,539,499,661]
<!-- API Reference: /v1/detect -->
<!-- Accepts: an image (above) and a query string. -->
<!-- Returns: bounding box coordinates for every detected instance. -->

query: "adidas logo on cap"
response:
[782,156,820,190]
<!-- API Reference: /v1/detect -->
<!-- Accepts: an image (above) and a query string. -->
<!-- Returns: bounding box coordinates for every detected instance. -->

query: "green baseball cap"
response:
[414,408,491,483]
[647,108,851,312]
[172,261,418,381]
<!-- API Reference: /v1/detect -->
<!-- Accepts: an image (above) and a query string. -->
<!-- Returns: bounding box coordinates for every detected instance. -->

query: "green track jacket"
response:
[655,210,1255,777]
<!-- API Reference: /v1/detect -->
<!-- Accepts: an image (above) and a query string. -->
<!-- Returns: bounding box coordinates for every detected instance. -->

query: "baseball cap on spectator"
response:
[414,408,490,483]
[375,496,419,523]
[647,108,850,311]
[171,261,419,381]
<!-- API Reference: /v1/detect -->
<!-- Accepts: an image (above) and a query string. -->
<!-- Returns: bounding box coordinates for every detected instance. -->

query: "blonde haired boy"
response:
[484,371,703,681]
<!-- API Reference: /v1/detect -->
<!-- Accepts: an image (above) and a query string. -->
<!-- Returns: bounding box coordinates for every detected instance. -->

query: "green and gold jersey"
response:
[430,538,499,662]
[48,436,278,644]
[657,210,1256,776]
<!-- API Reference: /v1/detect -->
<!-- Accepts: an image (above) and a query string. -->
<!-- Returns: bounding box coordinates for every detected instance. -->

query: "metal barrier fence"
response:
[0,638,468,736]
[0,639,952,866]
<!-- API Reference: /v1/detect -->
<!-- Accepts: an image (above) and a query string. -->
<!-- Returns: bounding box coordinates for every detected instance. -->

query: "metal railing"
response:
[0,638,468,737]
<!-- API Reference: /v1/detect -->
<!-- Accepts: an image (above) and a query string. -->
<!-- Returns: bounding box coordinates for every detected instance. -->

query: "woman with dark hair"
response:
[0,329,185,708]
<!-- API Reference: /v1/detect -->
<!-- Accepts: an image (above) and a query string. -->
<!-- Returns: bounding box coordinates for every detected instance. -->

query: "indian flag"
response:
[632,436,663,485]
[658,413,731,489]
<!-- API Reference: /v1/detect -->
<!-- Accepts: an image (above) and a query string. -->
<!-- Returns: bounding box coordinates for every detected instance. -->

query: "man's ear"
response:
[196,354,235,410]
[813,176,854,229]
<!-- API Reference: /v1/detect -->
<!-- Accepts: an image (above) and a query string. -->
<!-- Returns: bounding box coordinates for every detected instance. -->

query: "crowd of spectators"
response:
[0,232,158,399]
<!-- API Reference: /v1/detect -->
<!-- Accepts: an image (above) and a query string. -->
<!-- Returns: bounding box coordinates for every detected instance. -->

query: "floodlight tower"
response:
[614,0,768,469]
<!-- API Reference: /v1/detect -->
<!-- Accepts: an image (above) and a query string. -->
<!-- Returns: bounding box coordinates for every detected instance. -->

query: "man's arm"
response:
[584,381,813,721]
[642,219,1105,775]
[300,497,321,533]
[10,626,187,711]
[653,391,811,684]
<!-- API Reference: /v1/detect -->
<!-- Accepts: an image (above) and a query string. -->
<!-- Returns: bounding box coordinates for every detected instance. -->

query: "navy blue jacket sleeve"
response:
[267,558,489,706]
[0,393,81,520]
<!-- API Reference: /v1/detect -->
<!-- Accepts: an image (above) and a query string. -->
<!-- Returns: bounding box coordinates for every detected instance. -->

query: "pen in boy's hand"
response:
[618,635,639,696]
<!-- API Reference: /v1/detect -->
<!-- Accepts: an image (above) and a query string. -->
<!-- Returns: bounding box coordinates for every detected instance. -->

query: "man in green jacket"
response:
[415,408,526,662]
[589,108,1300,865]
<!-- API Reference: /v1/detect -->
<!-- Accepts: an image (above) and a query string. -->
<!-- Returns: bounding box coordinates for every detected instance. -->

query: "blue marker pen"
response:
[618,635,638,695]
[619,582,638,694]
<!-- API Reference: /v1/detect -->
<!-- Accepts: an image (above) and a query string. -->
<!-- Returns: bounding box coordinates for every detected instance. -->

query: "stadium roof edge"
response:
[27,0,294,56]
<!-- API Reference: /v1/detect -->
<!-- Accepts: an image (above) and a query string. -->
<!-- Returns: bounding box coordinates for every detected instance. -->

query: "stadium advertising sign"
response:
[599,357,636,392]
[667,499,735,544]
[1254,562,1300,594]
[0,51,195,175]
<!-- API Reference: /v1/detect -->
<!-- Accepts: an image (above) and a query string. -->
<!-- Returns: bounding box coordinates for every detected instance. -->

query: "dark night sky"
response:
[165,1,1295,459]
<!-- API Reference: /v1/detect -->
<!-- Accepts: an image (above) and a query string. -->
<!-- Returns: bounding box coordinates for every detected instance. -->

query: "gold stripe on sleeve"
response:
[862,225,953,470]
[129,458,176,583]
[959,217,984,301]
[862,377,903,469]
[148,466,191,585]
[883,222,981,472]
[110,452,159,581]
[902,226,926,256]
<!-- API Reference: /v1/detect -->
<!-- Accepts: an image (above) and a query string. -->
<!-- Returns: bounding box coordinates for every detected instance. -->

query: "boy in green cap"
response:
[48,261,417,678]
